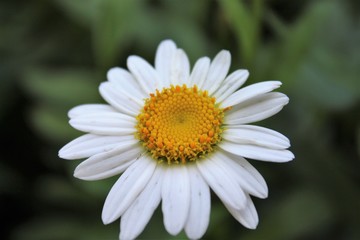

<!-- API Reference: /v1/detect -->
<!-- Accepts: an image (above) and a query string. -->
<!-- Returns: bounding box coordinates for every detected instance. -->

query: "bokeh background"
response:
[1,0,359,239]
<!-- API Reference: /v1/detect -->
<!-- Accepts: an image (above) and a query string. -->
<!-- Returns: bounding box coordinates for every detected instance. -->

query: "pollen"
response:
[136,84,228,164]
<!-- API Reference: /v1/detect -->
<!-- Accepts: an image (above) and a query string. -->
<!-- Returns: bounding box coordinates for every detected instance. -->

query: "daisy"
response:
[59,39,294,239]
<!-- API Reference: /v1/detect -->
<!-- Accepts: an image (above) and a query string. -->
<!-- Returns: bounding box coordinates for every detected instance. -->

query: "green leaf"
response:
[291,1,360,110]
[12,216,117,240]
[30,105,79,142]
[134,13,210,60]
[34,175,92,207]
[92,0,142,68]
[74,177,115,199]
[241,189,333,240]
[220,0,263,66]
[274,1,332,84]
[296,56,358,110]
[22,68,101,108]
[53,0,98,28]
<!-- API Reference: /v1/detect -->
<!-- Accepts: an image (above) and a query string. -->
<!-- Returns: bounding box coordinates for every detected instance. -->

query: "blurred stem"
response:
[252,0,264,34]
[220,0,264,68]
[266,9,288,38]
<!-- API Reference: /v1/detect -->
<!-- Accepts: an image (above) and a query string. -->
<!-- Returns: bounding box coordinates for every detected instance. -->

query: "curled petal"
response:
[120,166,163,240]
[69,111,135,135]
[216,150,268,199]
[223,125,290,150]
[74,141,142,180]
[59,134,135,160]
[68,104,115,119]
[221,81,282,108]
[127,55,162,93]
[224,195,259,229]
[203,50,231,94]
[213,69,249,102]
[99,82,142,116]
[219,140,294,162]
[225,92,289,124]
[107,67,147,99]
[102,155,156,224]
[197,154,247,210]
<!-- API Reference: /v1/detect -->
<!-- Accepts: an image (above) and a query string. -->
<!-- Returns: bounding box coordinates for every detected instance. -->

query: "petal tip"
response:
[73,169,83,179]
[106,67,120,80]
[58,149,67,159]
[101,213,113,225]
[246,222,258,230]
[279,150,295,162]
[73,167,92,180]
[217,50,231,62]
[58,147,65,157]
[289,151,295,160]
[220,49,231,56]
[159,39,177,47]
[127,55,139,65]
[243,69,250,76]
[58,146,76,160]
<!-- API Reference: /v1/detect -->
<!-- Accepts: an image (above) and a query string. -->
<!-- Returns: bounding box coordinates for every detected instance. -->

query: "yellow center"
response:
[136,84,229,164]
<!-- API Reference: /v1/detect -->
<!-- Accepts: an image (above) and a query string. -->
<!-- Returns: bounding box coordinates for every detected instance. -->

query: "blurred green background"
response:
[1,0,359,239]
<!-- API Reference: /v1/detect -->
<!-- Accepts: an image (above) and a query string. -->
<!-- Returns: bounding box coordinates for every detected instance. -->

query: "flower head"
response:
[59,40,294,239]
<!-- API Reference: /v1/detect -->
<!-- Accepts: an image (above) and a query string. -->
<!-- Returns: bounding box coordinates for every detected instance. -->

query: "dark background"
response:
[1,0,359,239]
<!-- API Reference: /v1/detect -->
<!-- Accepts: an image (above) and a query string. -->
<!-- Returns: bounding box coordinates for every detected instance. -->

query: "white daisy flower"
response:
[59,39,294,240]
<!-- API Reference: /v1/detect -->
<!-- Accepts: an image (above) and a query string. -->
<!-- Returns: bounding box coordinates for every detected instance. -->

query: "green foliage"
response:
[1,0,359,239]
[23,68,101,108]
[242,189,334,240]
[220,0,263,66]
[21,68,101,142]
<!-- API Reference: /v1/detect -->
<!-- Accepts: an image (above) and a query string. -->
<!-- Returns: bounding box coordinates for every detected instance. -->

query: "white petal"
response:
[103,81,144,106]
[69,111,135,135]
[189,57,210,89]
[219,141,295,162]
[196,154,246,210]
[68,104,115,119]
[155,40,177,87]
[184,166,210,240]
[213,69,249,102]
[203,50,231,94]
[223,125,290,149]
[221,81,282,108]
[107,67,147,99]
[224,195,259,229]
[120,166,162,240]
[170,49,190,86]
[59,134,135,160]
[221,151,268,197]
[102,155,156,224]
[216,150,268,199]
[161,166,190,235]
[74,141,143,180]
[99,82,142,116]
[127,55,162,93]
[225,92,289,124]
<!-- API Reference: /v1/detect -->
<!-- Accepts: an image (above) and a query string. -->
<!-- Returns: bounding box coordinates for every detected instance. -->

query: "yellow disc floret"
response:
[136,84,229,164]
